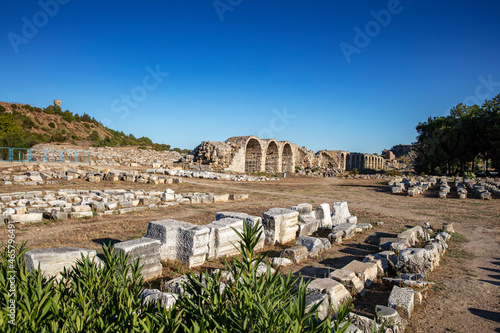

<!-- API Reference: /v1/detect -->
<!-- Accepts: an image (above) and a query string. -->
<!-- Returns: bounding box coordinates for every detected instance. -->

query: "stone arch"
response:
[340,152,345,170]
[281,143,293,173]
[245,138,262,173]
[265,141,279,173]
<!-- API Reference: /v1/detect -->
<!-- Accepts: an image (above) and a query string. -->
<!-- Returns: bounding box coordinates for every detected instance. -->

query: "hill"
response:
[0,101,187,153]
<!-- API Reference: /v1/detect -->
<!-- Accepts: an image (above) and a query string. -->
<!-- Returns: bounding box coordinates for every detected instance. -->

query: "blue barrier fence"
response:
[0,148,90,163]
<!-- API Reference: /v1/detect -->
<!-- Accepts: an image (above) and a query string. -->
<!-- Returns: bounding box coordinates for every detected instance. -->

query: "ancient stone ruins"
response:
[22,199,453,332]
[187,136,386,174]
[33,136,389,174]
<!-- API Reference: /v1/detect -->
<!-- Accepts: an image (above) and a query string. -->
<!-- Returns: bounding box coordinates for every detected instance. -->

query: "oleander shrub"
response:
[0,224,354,332]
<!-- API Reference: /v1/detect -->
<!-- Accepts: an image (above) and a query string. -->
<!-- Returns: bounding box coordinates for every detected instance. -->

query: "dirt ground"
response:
[1,174,499,332]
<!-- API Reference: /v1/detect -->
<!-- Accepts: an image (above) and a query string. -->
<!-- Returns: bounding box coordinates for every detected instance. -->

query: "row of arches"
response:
[244,138,294,174]
[348,153,385,171]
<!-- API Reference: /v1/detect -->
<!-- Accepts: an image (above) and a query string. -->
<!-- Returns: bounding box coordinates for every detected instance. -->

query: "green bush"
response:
[10,104,18,109]
[0,105,5,113]
[175,222,333,332]
[0,223,354,332]
[48,122,56,128]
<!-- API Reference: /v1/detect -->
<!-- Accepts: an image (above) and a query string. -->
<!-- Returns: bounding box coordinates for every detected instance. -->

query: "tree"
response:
[414,94,500,175]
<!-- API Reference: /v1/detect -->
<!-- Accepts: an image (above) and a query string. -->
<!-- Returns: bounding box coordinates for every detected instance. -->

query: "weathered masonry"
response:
[189,135,387,173]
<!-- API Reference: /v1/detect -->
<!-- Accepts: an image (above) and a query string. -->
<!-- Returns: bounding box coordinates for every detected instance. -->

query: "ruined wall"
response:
[189,136,387,174]
[348,153,385,171]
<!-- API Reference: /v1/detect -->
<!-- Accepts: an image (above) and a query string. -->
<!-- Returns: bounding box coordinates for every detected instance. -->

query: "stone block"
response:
[329,269,365,296]
[315,203,332,228]
[396,247,440,276]
[113,238,162,281]
[327,231,343,245]
[331,201,351,226]
[346,216,357,224]
[307,278,351,311]
[290,203,313,215]
[70,211,93,219]
[165,275,189,295]
[90,202,106,212]
[280,246,309,264]
[270,257,293,268]
[305,293,330,321]
[397,226,424,247]
[342,260,379,287]
[7,213,43,224]
[375,305,408,333]
[140,289,178,309]
[347,313,385,333]
[25,247,100,279]
[262,208,299,245]
[215,211,265,250]
[291,203,320,236]
[387,285,415,319]
[201,193,214,203]
[379,237,408,251]
[213,194,230,203]
[331,223,356,240]
[105,202,117,210]
[295,236,329,256]
[145,219,210,267]
[206,218,244,259]
[296,218,320,237]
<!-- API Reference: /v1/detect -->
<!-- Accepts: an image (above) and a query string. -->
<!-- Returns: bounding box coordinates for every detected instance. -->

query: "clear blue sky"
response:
[2,0,500,153]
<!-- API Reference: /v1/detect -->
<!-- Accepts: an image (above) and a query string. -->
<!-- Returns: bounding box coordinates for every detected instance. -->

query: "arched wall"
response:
[265,141,279,173]
[245,138,262,173]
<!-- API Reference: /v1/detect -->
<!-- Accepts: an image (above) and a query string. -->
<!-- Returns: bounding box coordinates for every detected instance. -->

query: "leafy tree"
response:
[62,110,74,122]
[414,94,500,175]
[80,113,92,122]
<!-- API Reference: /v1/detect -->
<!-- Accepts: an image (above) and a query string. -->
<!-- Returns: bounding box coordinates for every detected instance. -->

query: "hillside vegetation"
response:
[0,102,186,152]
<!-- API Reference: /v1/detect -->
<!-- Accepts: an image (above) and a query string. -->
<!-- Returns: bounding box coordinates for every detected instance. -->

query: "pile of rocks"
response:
[0,188,249,225]
[389,175,498,200]
[438,178,451,198]
[465,179,493,200]
[344,174,392,180]
[455,179,468,199]
[388,176,437,196]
